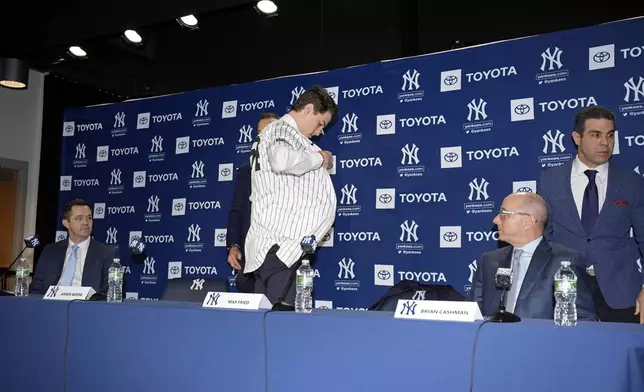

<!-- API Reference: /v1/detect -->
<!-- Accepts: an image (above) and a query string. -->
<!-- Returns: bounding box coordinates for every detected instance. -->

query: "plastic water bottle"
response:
[14,258,30,297]
[554,261,577,326]
[107,258,124,303]
[295,259,314,313]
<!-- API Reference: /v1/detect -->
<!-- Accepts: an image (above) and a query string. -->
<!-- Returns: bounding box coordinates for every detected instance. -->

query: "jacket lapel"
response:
[516,239,552,310]
[593,163,621,232]
[53,241,69,283]
[82,240,99,285]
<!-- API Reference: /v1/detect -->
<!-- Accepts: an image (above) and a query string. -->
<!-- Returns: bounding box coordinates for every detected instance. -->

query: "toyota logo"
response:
[593,51,610,63]
[443,232,458,242]
[178,141,187,149]
[379,120,392,129]
[96,207,104,215]
[62,179,70,186]
[378,270,391,280]
[443,152,459,162]
[516,187,533,192]
[170,266,180,275]
[65,124,74,133]
[328,91,336,99]
[217,233,226,241]
[139,117,148,125]
[174,203,184,211]
[225,105,234,113]
[514,104,531,115]
[323,232,331,241]
[379,194,392,204]
[221,168,231,176]
[443,75,458,85]
[135,175,144,183]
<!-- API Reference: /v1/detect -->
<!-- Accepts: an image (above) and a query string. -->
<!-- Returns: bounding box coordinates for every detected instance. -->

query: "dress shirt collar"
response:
[69,236,91,251]
[572,155,609,179]
[514,236,543,256]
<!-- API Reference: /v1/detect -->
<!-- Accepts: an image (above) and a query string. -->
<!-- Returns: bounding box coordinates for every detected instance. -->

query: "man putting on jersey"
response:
[245,85,338,306]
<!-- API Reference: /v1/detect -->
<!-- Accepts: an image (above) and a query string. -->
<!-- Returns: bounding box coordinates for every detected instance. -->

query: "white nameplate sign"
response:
[43,285,97,301]
[202,292,272,310]
[394,300,483,322]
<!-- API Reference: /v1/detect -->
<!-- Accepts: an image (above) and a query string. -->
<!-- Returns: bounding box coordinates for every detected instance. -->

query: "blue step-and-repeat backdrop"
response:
[57,17,644,308]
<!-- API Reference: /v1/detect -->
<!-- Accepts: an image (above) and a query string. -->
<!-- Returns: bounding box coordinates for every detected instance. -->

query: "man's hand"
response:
[320,151,333,170]
[635,289,644,324]
[227,247,241,270]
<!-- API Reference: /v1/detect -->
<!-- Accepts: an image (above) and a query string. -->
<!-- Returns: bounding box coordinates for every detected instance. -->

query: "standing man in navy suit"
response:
[226,112,280,293]
[30,199,119,295]
[538,106,644,323]
[468,192,597,321]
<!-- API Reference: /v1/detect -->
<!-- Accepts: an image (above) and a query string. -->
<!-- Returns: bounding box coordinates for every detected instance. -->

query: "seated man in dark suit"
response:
[468,192,597,321]
[30,199,118,295]
[226,112,280,293]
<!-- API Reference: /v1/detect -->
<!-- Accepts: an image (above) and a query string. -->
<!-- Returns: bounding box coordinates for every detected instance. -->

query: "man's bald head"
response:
[493,191,550,247]
[512,192,549,230]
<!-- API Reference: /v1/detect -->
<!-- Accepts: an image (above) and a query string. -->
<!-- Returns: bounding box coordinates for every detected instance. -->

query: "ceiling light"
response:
[123,29,143,44]
[256,0,278,14]
[68,46,87,58]
[0,58,29,89]
[177,15,199,29]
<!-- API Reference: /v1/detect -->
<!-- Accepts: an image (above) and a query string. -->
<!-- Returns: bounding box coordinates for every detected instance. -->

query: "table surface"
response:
[1,295,643,392]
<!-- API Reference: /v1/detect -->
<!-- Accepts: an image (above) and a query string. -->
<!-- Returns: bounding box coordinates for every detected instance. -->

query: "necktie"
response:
[60,244,79,286]
[581,169,599,235]
[505,248,523,313]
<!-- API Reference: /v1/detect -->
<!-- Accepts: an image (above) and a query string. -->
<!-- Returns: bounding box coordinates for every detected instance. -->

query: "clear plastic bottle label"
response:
[109,268,123,280]
[555,279,577,293]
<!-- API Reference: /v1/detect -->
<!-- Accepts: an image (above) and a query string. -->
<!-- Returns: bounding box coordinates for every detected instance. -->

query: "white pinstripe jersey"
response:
[244,114,337,272]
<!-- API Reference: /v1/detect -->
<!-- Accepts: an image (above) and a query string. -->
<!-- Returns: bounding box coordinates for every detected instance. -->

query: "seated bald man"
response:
[468,192,597,321]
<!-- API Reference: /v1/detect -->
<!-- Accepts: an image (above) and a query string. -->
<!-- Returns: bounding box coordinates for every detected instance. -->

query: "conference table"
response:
[1,296,643,392]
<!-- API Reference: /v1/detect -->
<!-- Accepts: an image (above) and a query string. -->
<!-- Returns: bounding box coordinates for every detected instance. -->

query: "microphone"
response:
[129,237,146,255]
[0,235,41,290]
[487,267,521,323]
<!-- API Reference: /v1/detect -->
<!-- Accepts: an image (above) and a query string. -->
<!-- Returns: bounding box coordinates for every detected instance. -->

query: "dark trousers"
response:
[253,245,300,305]
[589,276,639,323]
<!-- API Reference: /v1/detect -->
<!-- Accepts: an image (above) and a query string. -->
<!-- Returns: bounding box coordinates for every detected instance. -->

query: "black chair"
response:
[368,280,465,311]
[160,277,229,302]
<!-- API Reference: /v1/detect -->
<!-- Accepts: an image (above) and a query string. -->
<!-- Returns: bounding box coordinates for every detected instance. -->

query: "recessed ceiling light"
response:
[68,46,87,58]
[256,0,278,14]
[178,15,199,28]
[123,29,143,44]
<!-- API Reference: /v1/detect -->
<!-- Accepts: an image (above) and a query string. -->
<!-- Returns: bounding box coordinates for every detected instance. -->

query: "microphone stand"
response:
[0,245,28,291]
[487,284,521,323]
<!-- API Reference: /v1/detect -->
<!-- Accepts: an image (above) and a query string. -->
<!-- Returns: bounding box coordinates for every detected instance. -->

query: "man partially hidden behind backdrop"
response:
[244,85,338,305]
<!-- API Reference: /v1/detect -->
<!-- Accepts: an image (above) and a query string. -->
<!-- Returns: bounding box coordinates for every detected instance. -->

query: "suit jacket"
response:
[467,239,597,321]
[538,161,644,309]
[29,238,118,295]
[226,162,252,266]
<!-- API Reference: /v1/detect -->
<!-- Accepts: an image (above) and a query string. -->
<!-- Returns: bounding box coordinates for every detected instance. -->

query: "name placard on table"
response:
[43,286,97,301]
[394,299,483,322]
[202,292,272,310]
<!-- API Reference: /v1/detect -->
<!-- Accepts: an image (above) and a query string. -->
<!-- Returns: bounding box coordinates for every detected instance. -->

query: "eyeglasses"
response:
[498,208,532,218]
